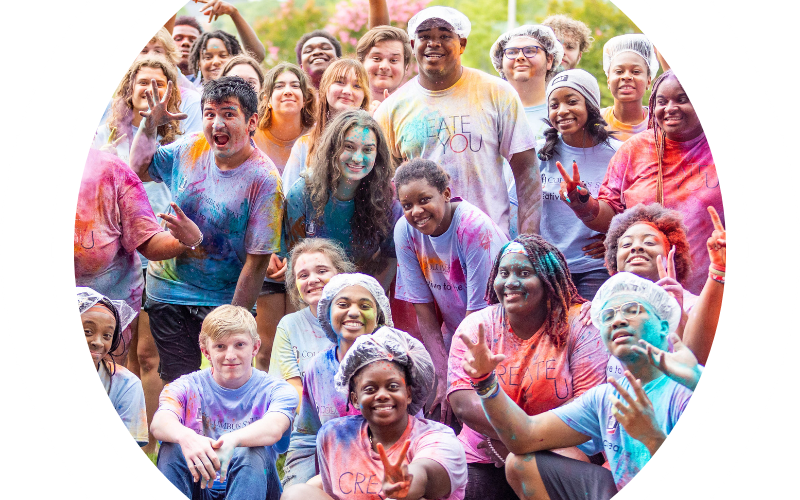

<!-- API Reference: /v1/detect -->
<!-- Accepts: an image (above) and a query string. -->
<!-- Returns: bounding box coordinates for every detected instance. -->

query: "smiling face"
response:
[350,360,411,427]
[413,26,465,84]
[269,71,303,118]
[200,38,231,82]
[327,69,366,113]
[226,64,261,94]
[364,40,407,94]
[338,126,377,183]
[295,251,337,311]
[202,332,260,389]
[654,75,703,141]
[548,87,589,146]
[202,97,257,159]
[501,36,553,84]
[301,36,338,80]
[173,25,200,69]
[398,179,452,237]
[331,285,379,344]
[616,222,669,282]
[82,309,117,369]
[607,52,650,104]
[599,295,668,361]
[131,66,168,113]
[493,253,545,318]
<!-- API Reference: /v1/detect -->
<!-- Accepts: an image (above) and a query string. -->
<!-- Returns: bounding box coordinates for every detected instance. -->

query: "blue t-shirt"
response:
[99,362,148,447]
[146,133,284,306]
[552,375,692,490]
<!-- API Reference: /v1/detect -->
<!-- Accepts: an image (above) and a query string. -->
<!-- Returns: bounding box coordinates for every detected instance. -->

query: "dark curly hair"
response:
[485,234,585,349]
[394,158,450,195]
[538,98,615,161]
[189,30,242,82]
[604,202,692,285]
[295,29,343,65]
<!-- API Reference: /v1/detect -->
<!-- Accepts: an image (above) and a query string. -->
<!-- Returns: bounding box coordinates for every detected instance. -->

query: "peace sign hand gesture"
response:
[140,79,188,133]
[378,440,413,499]
[631,333,702,390]
[458,324,506,380]
[655,246,684,313]
[706,206,726,267]
[608,371,666,455]
[556,160,590,205]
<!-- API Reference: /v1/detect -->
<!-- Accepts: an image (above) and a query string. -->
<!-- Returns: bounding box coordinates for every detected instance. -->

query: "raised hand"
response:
[706,206,726,267]
[582,233,606,259]
[556,160,590,204]
[608,371,666,455]
[158,202,202,248]
[655,246,684,313]
[195,0,237,22]
[99,132,128,157]
[378,440,413,499]
[140,79,188,131]
[632,333,702,390]
[458,324,506,379]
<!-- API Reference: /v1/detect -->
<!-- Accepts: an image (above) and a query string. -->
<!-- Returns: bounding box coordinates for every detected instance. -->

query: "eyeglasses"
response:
[503,45,544,60]
[600,301,643,325]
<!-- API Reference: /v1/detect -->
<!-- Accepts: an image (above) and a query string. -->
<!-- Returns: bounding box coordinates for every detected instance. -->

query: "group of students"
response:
[75,1,725,499]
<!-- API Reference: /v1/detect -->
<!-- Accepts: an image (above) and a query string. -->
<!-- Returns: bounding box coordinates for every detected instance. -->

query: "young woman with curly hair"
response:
[447,234,609,500]
[282,109,400,286]
[188,29,242,85]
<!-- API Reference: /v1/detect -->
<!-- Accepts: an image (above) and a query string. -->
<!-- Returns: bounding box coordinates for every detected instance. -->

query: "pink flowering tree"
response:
[325,0,432,54]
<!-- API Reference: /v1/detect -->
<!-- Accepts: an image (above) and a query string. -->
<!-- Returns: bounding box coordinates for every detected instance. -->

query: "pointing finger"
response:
[707,206,724,231]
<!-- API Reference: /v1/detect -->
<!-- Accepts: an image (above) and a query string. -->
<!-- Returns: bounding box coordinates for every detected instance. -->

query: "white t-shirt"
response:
[394,200,508,346]
[375,67,537,236]
[268,306,333,381]
[98,362,148,447]
[282,135,311,194]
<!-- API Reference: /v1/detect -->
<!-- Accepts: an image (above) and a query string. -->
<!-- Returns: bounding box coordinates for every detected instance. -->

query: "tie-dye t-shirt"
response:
[317,415,467,500]
[598,132,722,294]
[394,200,508,344]
[374,67,536,235]
[268,306,333,382]
[600,106,649,142]
[75,149,163,312]
[98,361,148,447]
[552,375,692,490]
[146,133,284,306]
[448,304,609,463]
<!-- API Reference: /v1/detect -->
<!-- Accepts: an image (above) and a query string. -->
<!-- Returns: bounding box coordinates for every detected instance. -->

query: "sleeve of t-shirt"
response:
[114,376,149,447]
[447,314,482,397]
[266,376,300,425]
[179,91,203,135]
[460,211,508,311]
[116,162,165,253]
[281,138,308,190]
[244,169,283,255]
[282,179,307,255]
[148,138,181,186]
[495,83,537,159]
[597,142,632,214]
[373,101,400,159]
[268,318,301,380]
[551,385,604,455]
[410,428,468,497]
[567,314,610,398]
[394,219,434,304]
[156,377,190,424]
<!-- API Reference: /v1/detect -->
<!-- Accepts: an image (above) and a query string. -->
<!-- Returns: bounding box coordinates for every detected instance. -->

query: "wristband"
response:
[470,371,498,397]
[181,232,204,250]
[468,371,492,383]
[709,263,726,273]
[571,195,600,222]
[709,272,725,284]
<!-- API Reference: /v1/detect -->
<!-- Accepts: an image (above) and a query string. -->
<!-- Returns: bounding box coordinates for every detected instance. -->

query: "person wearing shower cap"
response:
[456,271,696,498]
[282,273,393,487]
[78,287,148,447]
[600,34,660,142]
[374,6,541,239]
[282,326,468,500]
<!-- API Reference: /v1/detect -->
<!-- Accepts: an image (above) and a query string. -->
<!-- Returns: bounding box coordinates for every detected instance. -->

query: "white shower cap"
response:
[317,273,393,344]
[407,6,471,39]
[489,25,564,80]
[77,287,136,332]
[335,326,434,417]
[590,272,681,333]
[602,34,659,78]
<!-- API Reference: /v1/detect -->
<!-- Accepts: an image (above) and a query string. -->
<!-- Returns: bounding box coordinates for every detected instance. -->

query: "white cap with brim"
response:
[407,6,471,39]
[590,272,681,333]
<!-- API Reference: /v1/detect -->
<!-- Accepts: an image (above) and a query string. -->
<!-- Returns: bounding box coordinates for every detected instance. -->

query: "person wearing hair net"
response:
[282,273,394,487]
[283,326,468,500]
[600,34,660,141]
[456,272,699,499]
[374,6,542,239]
[78,287,148,447]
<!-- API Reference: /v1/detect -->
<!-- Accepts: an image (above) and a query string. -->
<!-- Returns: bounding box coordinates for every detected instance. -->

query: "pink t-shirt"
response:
[598,131,723,294]
[74,149,163,311]
[317,415,467,500]
[448,304,609,463]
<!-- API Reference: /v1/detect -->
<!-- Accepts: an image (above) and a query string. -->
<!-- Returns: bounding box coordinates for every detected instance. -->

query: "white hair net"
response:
[489,25,564,80]
[603,34,659,78]
[317,273,393,344]
[407,6,471,39]
[335,326,433,417]
[77,287,136,333]
[590,272,681,333]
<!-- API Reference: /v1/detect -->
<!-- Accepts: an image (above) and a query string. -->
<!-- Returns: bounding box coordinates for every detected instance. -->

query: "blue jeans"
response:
[571,268,611,301]
[157,442,281,500]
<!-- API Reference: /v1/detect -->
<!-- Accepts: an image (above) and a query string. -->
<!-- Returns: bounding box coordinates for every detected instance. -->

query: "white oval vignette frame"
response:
[3,0,794,498]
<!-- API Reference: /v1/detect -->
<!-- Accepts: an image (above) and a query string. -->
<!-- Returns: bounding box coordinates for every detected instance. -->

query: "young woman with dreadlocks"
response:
[557,69,723,295]
[187,30,242,85]
[447,234,609,500]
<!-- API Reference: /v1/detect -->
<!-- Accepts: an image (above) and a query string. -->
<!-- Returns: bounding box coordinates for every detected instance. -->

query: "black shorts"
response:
[144,298,216,382]
[465,462,519,500]
[260,280,287,296]
[535,451,618,500]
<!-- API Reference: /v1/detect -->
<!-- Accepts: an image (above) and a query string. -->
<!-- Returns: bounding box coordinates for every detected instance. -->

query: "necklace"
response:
[264,126,305,144]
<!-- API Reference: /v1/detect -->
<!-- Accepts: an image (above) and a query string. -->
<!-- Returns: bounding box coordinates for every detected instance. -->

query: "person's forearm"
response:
[374,258,397,292]
[129,120,158,182]
[368,0,390,27]
[232,254,271,310]
[509,150,542,235]
[480,387,545,454]
[287,377,303,400]
[682,277,723,365]
[138,232,189,261]
[403,462,429,500]
[151,411,196,444]
[414,303,448,378]
[231,9,266,62]
[222,414,290,448]
[164,13,176,34]
[572,198,616,233]
[449,391,500,440]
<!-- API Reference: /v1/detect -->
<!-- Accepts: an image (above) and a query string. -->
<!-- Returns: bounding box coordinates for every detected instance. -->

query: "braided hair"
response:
[189,30,242,82]
[647,69,676,204]
[537,99,614,161]
[485,234,585,348]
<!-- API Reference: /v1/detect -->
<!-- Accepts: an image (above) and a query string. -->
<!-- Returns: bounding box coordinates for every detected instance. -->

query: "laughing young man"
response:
[129,76,283,385]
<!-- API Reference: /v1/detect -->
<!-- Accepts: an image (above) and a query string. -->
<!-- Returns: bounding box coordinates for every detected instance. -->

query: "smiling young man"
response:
[151,305,298,500]
[374,6,542,238]
[129,76,283,386]
[457,272,695,500]
[295,30,342,89]
[356,25,413,104]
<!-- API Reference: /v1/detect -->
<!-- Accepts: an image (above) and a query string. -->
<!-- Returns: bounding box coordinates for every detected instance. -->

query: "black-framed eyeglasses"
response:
[600,301,643,325]
[503,45,544,60]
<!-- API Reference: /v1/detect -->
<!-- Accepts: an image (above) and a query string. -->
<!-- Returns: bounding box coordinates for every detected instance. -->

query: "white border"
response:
[3,0,795,497]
